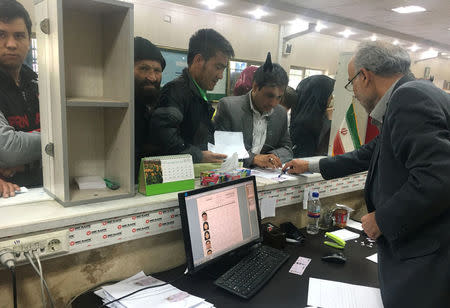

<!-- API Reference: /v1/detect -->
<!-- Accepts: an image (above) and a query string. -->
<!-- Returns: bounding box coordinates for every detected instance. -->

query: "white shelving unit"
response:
[35,0,134,206]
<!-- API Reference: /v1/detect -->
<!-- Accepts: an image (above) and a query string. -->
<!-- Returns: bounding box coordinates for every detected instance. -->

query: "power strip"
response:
[0,230,69,264]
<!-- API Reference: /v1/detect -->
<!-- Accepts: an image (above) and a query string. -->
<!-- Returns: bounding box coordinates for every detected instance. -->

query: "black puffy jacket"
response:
[150,68,215,163]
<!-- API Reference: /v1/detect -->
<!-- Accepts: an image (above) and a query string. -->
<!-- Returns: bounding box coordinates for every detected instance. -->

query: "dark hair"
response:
[187,29,234,65]
[0,0,32,37]
[253,63,289,89]
[280,86,298,110]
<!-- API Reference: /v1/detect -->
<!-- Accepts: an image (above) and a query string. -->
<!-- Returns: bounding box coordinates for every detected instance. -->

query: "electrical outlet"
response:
[0,230,69,264]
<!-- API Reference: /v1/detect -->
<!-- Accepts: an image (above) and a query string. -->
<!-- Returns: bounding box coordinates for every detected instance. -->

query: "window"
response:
[288,66,326,89]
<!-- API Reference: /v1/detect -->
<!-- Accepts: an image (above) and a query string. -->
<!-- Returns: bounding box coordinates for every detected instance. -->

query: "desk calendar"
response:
[138,155,195,196]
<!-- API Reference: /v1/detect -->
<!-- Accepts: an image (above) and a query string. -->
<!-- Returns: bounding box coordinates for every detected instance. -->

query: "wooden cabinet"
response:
[35,0,134,206]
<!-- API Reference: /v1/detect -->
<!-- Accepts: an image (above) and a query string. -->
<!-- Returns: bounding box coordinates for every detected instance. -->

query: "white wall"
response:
[18,0,450,85]
[280,32,359,76]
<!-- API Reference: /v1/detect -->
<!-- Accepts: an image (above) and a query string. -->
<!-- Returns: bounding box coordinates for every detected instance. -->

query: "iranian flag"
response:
[332,102,361,156]
[332,102,380,156]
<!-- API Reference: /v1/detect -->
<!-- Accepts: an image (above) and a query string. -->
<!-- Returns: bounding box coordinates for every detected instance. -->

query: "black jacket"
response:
[319,76,450,307]
[0,65,42,187]
[150,68,215,162]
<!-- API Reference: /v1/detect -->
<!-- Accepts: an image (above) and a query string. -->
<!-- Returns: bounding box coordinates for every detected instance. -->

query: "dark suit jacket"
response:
[214,93,293,167]
[319,76,450,307]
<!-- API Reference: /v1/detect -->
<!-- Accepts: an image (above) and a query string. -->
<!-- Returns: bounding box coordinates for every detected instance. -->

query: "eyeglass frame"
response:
[344,70,361,92]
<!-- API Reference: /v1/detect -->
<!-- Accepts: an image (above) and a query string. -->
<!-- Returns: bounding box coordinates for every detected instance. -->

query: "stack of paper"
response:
[74,176,106,190]
[95,271,215,308]
[328,228,360,241]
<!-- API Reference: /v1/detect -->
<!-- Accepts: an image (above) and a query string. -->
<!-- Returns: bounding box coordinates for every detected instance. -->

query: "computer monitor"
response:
[178,176,262,273]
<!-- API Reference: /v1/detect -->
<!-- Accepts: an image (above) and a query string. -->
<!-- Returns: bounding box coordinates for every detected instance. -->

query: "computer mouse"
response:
[321,252,347,264]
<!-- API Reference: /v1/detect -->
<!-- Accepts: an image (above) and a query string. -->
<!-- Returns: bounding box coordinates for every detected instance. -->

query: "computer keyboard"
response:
[214,245,290,299]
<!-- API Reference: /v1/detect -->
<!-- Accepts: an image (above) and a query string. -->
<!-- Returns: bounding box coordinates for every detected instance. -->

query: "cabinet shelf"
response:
[66,97,129,107]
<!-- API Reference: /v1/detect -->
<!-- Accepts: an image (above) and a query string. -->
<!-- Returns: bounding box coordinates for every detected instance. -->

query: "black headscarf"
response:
[290,75,335,157]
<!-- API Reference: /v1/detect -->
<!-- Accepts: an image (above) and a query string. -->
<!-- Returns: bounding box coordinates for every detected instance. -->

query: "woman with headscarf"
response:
[233,65,258,96]
[290,75,335,158]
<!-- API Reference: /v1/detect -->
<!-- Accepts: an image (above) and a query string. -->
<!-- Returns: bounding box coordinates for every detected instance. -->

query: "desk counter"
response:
[0,172,366,256]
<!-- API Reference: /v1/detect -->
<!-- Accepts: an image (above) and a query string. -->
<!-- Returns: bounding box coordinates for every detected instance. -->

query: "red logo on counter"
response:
[86,231,91,236]
[117,225,122,229]
[145,219,150,224]
[70,241,75,246]
[69,227,75,232]
[132,228,136,233]
[103,235,107,239]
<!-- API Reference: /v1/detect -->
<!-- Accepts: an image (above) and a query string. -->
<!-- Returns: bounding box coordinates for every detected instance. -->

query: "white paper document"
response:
[0,187,53,207]
[251,168,297,182]
[289,256,311,276]
[213,131,249,159]
[96,271,214,308]
[307,277,384,308]
[366,253,378,263]
[260,197,276,219]
[328,228,360,241]
[74,176,106,190]
[346,219,363,231]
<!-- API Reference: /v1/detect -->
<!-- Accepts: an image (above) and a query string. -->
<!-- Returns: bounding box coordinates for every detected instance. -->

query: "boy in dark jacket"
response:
[151,29,234,163]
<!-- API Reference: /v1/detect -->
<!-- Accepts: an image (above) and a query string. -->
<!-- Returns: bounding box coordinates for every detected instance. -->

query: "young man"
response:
[151,29,234,163]
[134,37,165,179]
[0,0,41,197]
[214,53,293,168]
[284,41,450,308]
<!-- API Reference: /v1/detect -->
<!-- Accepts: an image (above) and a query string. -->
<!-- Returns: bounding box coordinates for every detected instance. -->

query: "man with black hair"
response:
[214,53,293,168]
[134,37,166,180]
[151,29,234,163]
[0,0,41,197]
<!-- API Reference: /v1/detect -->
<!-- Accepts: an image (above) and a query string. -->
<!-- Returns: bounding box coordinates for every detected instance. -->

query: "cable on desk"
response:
[98,273,186,308]
[65,280,119,308]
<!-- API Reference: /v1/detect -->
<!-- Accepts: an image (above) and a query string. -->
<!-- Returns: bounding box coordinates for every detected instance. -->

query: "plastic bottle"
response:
[306,191,321,235]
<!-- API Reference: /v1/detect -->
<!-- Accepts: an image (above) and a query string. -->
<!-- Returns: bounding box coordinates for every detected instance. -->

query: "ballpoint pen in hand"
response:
[278,166,292,178]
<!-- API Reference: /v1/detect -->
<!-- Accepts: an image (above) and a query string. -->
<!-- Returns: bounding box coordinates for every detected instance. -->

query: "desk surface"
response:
[73,229,378,308]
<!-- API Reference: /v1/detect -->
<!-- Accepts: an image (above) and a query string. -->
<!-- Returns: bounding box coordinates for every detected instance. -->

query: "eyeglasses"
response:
[344,70,361,92]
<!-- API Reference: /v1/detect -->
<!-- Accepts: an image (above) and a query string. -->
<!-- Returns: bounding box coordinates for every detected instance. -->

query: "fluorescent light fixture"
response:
[393,39,399,45]
[419,48,438,60]
[441,52,448,56]
[392,6,426,14]
[288,18,309,32]
[249,8,268,19]
[338,29,355,38]
[408,44,421,52]
[315,22,327,32]
[201,0,223,10]
[370,34,377,41]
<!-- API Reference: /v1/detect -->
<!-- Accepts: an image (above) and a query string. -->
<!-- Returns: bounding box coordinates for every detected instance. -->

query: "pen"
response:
[278,166,292,178]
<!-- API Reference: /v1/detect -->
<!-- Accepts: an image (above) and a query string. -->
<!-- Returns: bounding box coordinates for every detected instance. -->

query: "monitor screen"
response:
[178,176,261,273]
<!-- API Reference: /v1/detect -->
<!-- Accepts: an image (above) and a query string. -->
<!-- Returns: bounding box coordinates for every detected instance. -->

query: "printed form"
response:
[307,277,384,308]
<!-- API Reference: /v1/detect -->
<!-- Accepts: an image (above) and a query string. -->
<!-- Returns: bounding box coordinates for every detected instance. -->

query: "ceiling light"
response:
[420,48,438,60]
[393,40,399,45]
[408,44,421,52]
[201,0,223,10]
[441,52,448,56]
[392,6,426,14]
[370,34,377,42]
[249,8,268,19]
[338,29,355,38]
[315,22,327,32]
